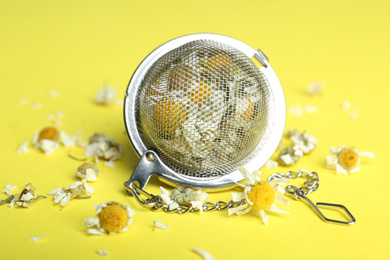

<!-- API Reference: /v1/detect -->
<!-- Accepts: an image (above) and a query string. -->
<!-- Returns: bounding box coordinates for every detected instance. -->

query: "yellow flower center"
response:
[38,127,59,141]
[189,82,211,104]
[99,203,129,233]
[240,98,254,122]
[154,99,187,135]
[338,148,359,170]
[247,181,275,210]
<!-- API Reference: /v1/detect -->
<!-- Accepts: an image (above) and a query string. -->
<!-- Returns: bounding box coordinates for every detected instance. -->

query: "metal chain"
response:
[126,181,245,214]
[268,169,319,199]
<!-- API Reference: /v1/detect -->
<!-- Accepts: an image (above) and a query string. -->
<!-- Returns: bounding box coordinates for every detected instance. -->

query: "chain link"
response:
[125,181,245,214]
[268,169,319,199]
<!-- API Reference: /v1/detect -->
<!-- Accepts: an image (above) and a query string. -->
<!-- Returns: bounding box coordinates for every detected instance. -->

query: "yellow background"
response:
[1,0,389,259]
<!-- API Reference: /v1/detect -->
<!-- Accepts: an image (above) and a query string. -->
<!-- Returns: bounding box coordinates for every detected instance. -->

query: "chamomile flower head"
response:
[33,126,60,155]
[48,181,94,207]
[229,167,289,225]
[76,162,99,182]
[287,130,317,155]
[83,201,135,235]
[85,133,123,164]
[326,146,375,174]
[3,183,46,208]
[278,146,303,166]
[159,186,209,213]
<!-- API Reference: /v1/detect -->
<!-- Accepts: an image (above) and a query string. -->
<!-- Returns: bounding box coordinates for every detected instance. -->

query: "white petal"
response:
[32,132,38,145]
[280,154,293,165]
[335,164,348,175]
[39,140,59,155]
[94,203,106,213]
[269,204,289,214]
[193,247,214,260]
[125,206,136,218]
[60,131,75,147]
[60,195,71,206]
[326,156,338,169]
[69,181,83,189]
[48,187,62,195]
[9,198,16,208]
[17,141,29,153]
[97,250,109,257]
[348,166,360,173]
[264,160,278,169]
[237,166,254,184]
[330,146,343,154]
[228,204,251,216]
[21,192,34,201]
[53,192,67,204]
[359,151,376,159]
[153,220,169,231]
[341,101,351,110]
[191,201,204,214]
[5,185,17,196]
[197,191,209,202]
[259,210,268,225]
[82,182,95,195]
[83,217,100,227]
[274,194,289,205]
[231,192,245,202]
[87,228,106,235]
[104,160,115,168]
[304,105,318,113]
[168,202,179,211]
[30,234,45,242]
[85,143,100,156]
[275,185,285,195]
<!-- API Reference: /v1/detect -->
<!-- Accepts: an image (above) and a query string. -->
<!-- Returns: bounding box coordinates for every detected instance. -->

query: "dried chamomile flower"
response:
[306,81,324,96]
[48,181,94,207]
[95,85,117,105]
[33,126,60,155]
[161,186,209,213]
[287,130,317,154]
[153,220,169,231]
[159,186,180,210]
[278,146,303,166]
[1,183,46,208]
[83,201,135,235]
[85,133,123,165]
[229,167,289,225]
[76,162,99,182]
[326,146,375,174]
[193,247,214,260]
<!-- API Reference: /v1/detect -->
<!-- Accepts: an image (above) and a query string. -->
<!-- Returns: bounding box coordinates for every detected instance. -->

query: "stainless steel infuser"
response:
[123,33,285,192]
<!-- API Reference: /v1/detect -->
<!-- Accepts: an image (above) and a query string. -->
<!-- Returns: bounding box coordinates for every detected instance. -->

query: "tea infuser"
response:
[123,34,356,224]
[124,33,285,194]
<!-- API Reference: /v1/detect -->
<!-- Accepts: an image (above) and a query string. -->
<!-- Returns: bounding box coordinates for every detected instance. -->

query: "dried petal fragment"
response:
[193,247,214,260]
[30,234,45,242]
[153,220,169,231]
[97,250,109,257]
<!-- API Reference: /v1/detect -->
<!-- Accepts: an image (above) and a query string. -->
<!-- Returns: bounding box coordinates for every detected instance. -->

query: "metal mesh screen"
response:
[135,39,271,178]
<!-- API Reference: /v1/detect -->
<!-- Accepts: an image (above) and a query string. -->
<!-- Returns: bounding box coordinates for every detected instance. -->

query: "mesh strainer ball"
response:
[124,34,285,192]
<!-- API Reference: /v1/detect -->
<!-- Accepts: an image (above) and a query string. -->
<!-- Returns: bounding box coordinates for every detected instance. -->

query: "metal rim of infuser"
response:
[124,33,286,191]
